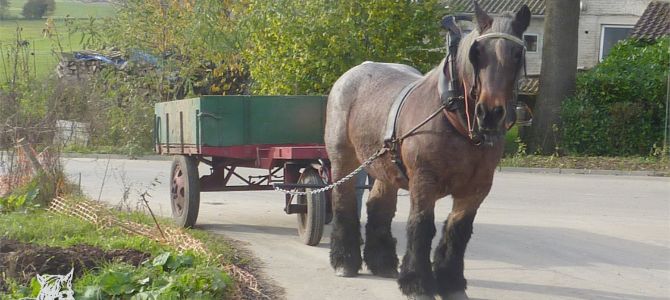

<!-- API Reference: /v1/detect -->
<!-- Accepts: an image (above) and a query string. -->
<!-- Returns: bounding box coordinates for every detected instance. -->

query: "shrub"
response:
[561,38,669,156]
[241,0,447,95]
[21,0,55,19]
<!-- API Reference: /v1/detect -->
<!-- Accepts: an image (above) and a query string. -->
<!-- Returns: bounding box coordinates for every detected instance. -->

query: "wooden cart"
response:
[155,95,358,246]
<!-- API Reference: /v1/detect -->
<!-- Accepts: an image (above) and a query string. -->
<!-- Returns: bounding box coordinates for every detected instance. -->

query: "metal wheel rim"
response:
[171,164,186,217]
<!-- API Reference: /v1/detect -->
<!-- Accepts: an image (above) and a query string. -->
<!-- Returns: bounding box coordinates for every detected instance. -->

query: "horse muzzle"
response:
[474,103,507,146]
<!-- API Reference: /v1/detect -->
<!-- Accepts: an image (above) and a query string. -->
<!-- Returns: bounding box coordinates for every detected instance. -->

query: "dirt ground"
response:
[0,238,149,292]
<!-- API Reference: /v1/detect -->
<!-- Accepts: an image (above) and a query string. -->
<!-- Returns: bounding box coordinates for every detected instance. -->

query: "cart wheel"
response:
[296,168,326,246]
[170,155,200,228]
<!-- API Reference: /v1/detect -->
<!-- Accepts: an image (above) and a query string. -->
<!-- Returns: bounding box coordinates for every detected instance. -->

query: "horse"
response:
[324,2,530,299]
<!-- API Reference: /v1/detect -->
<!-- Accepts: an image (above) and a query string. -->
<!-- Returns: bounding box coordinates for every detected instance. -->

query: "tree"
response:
[528,0,580,154]
[21,0,55,19]
[0,0,10,20]
[241,0,447,95]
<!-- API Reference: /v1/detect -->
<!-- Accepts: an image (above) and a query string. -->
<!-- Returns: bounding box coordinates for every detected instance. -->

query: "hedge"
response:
[561,37,669,155]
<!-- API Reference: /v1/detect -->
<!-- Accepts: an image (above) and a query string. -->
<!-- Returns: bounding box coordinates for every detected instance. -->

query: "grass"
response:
[0,210,170,254]
[0,1,117,79]
[500,154,670,174]
[0,19,85,79]
[5,0,116,19]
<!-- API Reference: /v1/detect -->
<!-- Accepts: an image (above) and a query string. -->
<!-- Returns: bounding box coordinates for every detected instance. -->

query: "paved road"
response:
[63,157,670,300]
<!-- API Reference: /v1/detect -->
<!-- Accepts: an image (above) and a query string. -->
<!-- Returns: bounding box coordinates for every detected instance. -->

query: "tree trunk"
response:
[528,0,580,154]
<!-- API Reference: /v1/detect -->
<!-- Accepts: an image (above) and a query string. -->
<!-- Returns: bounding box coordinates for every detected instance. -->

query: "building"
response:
[630,1,670,40]
[447,0,655,77]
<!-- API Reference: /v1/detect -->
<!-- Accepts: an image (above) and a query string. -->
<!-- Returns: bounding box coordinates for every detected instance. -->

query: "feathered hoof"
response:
[335,267,358,278]
[440,291,469,300]
[407,295,435,300]
[370,267,399,278]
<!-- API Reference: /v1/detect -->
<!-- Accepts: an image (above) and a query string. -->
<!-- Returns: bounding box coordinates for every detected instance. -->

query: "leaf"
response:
[152,252,172,268]
[138,276,151,285]
[166,253,194,271]
[29,277,41,297]
[99,271,135,296]
[79,286,103,300]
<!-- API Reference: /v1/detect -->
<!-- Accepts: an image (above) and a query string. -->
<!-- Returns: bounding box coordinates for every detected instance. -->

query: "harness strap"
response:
[382,79,421,179]
[383,80,421,143]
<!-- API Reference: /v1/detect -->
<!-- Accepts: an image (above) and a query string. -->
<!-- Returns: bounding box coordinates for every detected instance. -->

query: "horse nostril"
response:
[475,103,485,118]
[491,106,505,119]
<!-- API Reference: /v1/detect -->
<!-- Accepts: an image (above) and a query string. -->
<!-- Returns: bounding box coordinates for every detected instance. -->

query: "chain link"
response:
[273,148,388,196]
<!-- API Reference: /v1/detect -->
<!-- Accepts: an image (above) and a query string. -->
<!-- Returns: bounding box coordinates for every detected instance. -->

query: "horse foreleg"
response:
[398,173,438,298]
[329,158,362,277]
[364,179,399,278]
[433,196,483,300]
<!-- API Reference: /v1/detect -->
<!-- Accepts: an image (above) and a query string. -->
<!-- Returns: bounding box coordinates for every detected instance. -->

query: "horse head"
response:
[458,1,531,146]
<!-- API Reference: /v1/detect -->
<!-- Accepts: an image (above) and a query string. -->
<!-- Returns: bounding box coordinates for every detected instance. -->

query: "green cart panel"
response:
[155,95,327,150]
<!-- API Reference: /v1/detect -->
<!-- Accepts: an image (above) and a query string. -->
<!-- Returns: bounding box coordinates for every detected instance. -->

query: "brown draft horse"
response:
[324,3,530,300]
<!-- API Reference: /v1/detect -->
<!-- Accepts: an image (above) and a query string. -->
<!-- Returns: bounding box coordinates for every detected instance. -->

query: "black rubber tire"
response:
[170,155,200,228]
[296,168,326,246]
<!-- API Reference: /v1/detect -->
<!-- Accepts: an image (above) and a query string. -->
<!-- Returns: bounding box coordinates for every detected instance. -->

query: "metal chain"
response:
[273,148,388,196]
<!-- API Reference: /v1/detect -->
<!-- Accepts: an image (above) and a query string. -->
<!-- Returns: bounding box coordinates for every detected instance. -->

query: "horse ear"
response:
[512,5,531,35]
[36,274,46,285]
[473,0,492,33]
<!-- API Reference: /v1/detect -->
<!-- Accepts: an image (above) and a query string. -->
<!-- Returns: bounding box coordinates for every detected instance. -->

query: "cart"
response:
[155,95,358,246]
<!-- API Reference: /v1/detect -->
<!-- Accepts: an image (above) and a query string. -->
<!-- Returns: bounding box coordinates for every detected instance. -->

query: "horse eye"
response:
[514,50,523,62]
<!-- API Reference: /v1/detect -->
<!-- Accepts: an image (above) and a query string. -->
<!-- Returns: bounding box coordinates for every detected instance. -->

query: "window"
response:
[599,25,633,61]
[523,34,539,52]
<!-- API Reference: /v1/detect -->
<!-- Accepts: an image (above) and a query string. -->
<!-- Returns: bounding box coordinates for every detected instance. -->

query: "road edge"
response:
[61,153,668,177]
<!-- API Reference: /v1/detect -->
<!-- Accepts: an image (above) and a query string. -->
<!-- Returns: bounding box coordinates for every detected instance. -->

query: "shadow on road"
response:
[197,223,299,237]
[469,279,667,300]
[468,223,669,270]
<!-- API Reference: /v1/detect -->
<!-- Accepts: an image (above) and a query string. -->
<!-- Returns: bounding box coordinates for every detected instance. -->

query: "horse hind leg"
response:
[329,151,363,277]
[364,179,399,278]
[433,196,483,300]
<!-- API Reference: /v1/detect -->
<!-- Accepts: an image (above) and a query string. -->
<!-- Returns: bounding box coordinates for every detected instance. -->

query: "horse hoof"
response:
[441,291,469,300]
[407,295,435,300]
[371,268,398,278]
[335,267,358,277]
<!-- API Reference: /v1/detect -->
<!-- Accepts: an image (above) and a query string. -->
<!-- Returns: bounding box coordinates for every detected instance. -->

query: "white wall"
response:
[524,17,545,75]
[577,0,651,69]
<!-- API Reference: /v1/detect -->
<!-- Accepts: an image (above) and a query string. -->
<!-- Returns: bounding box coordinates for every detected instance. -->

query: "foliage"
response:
[59,0,250,153]
[1,209,239,299]
[0,182,39,213]
[75,254,230,299]
[561,38,669,156]
[0,0,10,20]
[241,0,448,95]
[75,0,249,96]
[21,0,54,19]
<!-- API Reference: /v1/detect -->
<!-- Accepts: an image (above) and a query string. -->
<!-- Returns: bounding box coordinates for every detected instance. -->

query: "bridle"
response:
[382,17,528,178]
[440,17,527,145]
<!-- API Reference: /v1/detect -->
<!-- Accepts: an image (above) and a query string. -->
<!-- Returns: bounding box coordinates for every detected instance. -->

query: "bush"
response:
[242,0,447,95]
[21,0,55,19]
[561,38,669,156]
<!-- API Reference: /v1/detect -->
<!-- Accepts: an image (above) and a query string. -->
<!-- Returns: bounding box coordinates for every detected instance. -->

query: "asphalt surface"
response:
[63,157,670,300]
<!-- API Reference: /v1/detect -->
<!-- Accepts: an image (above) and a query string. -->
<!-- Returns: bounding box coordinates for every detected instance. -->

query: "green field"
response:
[0,1,116,80]
[5,0,117,19]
